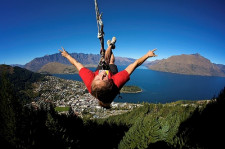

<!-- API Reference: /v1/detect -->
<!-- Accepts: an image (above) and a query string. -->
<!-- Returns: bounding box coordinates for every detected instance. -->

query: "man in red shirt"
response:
[59,37,157,108]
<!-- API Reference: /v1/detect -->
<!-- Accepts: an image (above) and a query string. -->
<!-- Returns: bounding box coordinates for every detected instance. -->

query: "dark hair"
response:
[98,100,111,109]
[91,79,119,108]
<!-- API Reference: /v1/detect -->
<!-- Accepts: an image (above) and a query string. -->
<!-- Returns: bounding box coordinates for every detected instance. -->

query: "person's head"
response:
[91,71,119,108]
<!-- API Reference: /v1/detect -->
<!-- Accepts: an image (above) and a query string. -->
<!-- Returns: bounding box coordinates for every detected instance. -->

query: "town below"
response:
[31,76,141,119]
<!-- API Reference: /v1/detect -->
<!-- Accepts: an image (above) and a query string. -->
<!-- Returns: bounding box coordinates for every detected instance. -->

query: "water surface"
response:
[53,66,225,103]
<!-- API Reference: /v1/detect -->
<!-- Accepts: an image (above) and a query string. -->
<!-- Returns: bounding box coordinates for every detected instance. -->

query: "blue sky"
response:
[1,0,225,65]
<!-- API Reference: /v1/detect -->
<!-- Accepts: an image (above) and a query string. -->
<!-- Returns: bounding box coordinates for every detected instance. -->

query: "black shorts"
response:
[95,64,118,75]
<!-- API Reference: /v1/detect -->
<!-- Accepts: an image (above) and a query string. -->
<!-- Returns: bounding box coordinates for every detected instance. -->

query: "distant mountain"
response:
[24,53,137,72]
[10,64,24,68]
[144,59,160,67]
[115,56,137,65]
[23,52,225,77]
[216,64,225,74]
[147,53,225,77]
[24,53,99,72]
[38,62,78,74]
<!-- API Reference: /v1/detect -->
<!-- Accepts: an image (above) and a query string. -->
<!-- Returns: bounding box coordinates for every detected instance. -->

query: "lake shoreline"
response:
[53,67,225,103]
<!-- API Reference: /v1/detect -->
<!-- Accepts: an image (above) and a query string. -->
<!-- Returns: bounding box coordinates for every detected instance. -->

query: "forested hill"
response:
[0,64,46,104]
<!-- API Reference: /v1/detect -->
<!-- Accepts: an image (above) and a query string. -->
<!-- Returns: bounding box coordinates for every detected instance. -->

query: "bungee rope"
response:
[94,0,122,99]
[94,0,108,69]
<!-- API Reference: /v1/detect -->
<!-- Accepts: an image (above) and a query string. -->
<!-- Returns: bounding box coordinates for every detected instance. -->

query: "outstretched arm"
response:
[125,49,157,75]
[59,47,84,71]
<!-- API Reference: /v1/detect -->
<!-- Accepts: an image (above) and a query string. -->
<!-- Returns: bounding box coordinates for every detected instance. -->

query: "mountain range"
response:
[24,53,137,72]
[22,52,225,77]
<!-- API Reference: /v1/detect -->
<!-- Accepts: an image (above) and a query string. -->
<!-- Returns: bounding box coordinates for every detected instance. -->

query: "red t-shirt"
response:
[79,67,130,93]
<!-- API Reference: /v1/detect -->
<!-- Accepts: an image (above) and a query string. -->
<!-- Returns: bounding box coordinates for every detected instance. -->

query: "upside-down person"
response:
[59,37,157,108]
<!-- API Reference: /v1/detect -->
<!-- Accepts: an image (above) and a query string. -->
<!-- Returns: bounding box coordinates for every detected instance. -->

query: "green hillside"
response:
[97,100,207,148]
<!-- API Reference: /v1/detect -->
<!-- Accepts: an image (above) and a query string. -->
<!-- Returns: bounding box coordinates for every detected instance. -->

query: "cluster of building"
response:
[32,76,141,118]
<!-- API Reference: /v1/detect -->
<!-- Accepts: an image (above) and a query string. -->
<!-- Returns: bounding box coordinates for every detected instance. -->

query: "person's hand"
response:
[59,47,69,57]
[147,49,157,57]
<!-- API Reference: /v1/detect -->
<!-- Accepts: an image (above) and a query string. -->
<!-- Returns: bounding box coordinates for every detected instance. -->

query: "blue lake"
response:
[53,66,225,104]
